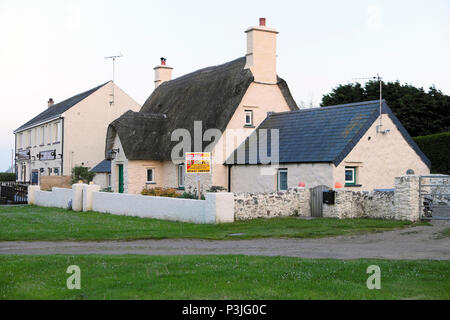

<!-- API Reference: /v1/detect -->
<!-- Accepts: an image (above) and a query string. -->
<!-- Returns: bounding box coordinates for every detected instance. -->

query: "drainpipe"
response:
[227,164,232,192]
[61,117,64,176]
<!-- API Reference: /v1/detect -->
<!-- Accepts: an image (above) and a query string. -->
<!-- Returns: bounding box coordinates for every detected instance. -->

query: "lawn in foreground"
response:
[0,205,424,241]
[0,255,448,299]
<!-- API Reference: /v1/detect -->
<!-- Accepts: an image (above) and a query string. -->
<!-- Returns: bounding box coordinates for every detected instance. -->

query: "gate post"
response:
[28,185,40,205]
[394,175,420,221]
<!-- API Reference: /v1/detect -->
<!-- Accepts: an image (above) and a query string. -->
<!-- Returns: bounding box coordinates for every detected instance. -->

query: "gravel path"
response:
[0,220,449,260]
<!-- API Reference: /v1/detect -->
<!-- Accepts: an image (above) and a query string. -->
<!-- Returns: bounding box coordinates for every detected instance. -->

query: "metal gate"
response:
[310,185,328,217]
[0,182,28,204]
[419,175,450,220]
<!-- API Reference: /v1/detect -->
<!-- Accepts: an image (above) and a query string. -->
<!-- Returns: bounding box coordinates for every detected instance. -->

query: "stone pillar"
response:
[71,183,86,212]
[394,175,420,221]
[28,185,41,205]
[82,184,101,212]
[205,192,234,224]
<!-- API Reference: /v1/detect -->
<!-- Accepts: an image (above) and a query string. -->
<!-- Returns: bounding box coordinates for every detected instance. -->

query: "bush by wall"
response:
[141,187,179,198]
[413,131,450,174]
[0,173,16,182]
[71,166,96,184]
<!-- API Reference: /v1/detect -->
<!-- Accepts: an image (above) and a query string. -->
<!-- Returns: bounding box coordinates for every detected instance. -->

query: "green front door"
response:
[118,164,124,193]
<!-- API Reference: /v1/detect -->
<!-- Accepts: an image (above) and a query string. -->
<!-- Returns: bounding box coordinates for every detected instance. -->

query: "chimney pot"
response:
[47,98,54,107]
[259,17,266,26]
[160,57,166,65]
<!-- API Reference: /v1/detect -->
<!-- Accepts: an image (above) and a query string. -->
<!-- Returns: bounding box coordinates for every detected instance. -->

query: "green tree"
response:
[71,166,96,184]
[321,81,450,137]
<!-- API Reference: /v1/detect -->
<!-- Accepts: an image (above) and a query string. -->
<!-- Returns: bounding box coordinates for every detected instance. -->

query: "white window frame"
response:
[146,168,155,184]
[244,110,253,126]
[18,133,23,149]
[277,168,288,191]
[345,167,356,185]
[107,173,112,187]
[40,126,45,145]
[27,130,31,147]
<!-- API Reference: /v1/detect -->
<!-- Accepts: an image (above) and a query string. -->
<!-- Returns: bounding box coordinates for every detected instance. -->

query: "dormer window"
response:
[244,110,253,126]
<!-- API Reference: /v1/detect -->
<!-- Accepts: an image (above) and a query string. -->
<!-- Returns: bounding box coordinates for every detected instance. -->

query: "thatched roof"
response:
[106,57,298,160]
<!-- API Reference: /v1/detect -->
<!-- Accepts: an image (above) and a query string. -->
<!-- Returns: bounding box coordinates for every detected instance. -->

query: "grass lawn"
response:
[0,205,426,241]
[0,254,448,299]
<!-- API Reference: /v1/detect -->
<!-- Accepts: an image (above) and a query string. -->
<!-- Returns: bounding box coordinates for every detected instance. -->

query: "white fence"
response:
[28,183,234,224]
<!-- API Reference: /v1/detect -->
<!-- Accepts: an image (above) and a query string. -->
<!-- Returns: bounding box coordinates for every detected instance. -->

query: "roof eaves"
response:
[13,115,63,133]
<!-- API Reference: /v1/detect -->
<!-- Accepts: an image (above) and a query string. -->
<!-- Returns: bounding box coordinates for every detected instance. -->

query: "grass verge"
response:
[0,205,426,241]
[0,254,448,299]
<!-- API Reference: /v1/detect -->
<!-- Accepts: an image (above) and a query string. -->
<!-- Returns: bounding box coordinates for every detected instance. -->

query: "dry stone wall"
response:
[234,187,310,220]
[323,190,395,219]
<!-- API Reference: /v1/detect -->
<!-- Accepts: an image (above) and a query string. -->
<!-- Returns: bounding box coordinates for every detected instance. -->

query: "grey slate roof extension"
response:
[105,57,298,160]
[15,81,110,132]
[227,100,431,168]
[90,159,111,173]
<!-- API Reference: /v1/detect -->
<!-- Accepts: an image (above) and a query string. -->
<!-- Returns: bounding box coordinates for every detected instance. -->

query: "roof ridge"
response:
[157,57,246,88]
[49,81,110,109]
[268,99,383,117]
[14,81,110,132]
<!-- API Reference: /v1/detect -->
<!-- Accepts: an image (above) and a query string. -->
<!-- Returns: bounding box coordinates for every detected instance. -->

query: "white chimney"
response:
[47,98,54,108]
[154,57,173,88]
[244,18,279,84]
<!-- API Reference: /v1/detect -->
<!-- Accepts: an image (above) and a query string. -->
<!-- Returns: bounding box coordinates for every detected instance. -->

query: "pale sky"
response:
[1,0,449,171]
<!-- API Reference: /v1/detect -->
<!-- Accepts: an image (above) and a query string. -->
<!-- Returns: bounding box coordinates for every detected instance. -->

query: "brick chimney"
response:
[244,18,279,84]
[47,98,54,108]
[154,57,173,88]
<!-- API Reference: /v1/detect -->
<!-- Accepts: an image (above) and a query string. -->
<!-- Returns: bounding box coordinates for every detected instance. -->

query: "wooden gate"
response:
[310,185,329,217]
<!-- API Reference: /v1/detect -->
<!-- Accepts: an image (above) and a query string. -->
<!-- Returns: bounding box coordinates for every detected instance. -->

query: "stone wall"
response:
[323,190,395,219]
[234,187,310,220]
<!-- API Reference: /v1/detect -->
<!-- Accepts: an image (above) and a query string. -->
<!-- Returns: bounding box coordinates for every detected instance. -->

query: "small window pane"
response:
[147,169,154,182]
[345,167,355,184]
[278,169,288,191]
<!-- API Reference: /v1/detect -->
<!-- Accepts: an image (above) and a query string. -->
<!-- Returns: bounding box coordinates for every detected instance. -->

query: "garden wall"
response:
[234,187,310,220]
[32,187,73,209]
[323,190,395,219]
[29,183,234,224]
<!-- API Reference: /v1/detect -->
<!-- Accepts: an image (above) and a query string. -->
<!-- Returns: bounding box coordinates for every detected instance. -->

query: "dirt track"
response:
[0,220,448,260]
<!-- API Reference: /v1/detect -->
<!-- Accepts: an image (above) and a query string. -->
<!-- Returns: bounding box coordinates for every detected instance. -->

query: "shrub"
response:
[141,187,179,198]
[413,131,450,174]
[179,191,205,200]
[0,173,16,182]
[71,166,96,184]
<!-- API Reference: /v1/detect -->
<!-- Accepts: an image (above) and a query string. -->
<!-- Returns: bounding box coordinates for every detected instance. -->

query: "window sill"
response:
[244,125,255,128]
[177,187,185,191]
[146,182,156,185]
[52,141,60,145]
[345,184,362,187]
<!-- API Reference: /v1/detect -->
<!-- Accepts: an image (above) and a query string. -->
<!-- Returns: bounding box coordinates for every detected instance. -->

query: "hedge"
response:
[413,131,450,174]
[0,173,16,182]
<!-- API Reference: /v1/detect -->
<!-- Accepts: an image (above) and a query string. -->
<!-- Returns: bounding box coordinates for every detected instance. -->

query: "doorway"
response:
[118,164,124,193]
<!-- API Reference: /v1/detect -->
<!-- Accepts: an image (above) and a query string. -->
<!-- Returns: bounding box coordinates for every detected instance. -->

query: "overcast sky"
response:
[1,0,449,171]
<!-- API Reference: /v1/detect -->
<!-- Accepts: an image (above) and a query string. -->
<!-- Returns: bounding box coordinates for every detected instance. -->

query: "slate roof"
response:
[105,57,298,160]
[15,81,110,132]
[227,100,431,168]
[90,159,111,173]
